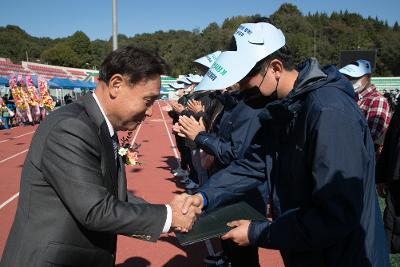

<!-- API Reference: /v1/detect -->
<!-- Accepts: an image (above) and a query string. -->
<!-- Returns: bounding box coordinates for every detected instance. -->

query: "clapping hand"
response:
[172,122,185,138]
[177,116,206,141]
[170,101,185,113]
[187,99,205,113]
[169,193,202,232]
[221,220,251,246]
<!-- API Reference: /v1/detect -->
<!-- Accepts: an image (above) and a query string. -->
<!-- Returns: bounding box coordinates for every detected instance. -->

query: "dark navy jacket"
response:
[195,89,264,171]
[198,88,270,212]
[248,59,390,266]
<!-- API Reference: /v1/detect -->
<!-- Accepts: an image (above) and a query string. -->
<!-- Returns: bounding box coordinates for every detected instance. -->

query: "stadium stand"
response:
[67,69,87,76]
[0,58,103,82]
[161,76,176,88]
[372,77,400,92]
[22,62,94,80]
[0,58,31,77]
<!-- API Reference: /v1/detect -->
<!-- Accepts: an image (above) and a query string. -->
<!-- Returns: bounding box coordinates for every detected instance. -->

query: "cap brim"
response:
[187,77,203,83]
[195,23,285,91]
[169,82,185,89]
[195,51,257,91]
[177,77,192,85]
[339,66,364,78]
[194,51,222,68]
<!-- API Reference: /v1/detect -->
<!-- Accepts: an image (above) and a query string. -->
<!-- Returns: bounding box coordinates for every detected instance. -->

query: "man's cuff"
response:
[194,132,209,146]
[248,220,271,247]
[162,204,172,233]
[198,191,208,210]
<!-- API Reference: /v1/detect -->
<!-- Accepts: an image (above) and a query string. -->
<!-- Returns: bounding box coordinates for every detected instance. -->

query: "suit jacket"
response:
[0,94,167,267]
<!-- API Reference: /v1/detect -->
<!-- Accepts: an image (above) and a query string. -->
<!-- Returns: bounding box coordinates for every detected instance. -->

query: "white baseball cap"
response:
[194,51,222,69]
[187,74,203,83]
[339,60,372,78]
[176,76,192,85]
[195,22,286,91]
[169,82,185,89]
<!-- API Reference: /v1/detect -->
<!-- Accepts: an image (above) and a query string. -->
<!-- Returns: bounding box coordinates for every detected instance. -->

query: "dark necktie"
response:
[111,133,119,160]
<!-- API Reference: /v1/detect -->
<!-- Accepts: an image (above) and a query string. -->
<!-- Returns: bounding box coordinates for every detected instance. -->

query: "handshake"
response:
[168,193,204,232]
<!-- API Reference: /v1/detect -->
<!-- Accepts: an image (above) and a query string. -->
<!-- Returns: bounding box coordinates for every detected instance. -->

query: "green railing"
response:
[372,77,400,92]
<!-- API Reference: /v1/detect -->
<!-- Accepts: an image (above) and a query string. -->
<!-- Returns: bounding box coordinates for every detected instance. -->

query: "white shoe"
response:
[173,169,189,177]
[185,181,199,190]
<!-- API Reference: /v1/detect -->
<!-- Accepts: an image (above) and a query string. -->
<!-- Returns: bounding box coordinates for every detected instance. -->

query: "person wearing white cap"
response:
[339,60,391,158]
[178,74,209,190]
[176,53,232,192]
[193,51,222,76]
[179,25,284,265]
[167,81,195,183]
[181,21,390,267]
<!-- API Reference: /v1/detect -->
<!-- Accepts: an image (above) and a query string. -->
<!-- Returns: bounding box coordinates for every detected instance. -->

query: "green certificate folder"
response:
[175,201,266,246]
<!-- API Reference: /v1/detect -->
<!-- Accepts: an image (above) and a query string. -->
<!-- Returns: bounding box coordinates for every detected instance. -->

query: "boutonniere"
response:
[119,131,143,166]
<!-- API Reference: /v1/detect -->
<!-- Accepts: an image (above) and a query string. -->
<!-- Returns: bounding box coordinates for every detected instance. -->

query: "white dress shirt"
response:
[92,92,172,233]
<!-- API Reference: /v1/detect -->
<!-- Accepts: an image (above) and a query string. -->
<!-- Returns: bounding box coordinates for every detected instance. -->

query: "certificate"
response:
[176,201,266,246]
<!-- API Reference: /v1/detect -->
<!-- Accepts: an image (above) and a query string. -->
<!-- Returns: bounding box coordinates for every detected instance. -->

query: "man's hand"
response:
[376,183,388,198]
[221,220,251,246]
[187,99,205,113]
[181,193,204,214]
[178,116,206,141]
[170,101,185,113]
[169,193,201,232]
[172,122,186,138]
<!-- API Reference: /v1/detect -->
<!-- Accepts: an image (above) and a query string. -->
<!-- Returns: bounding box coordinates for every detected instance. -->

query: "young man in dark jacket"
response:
[182,22,390,266]
[177,86,270,267]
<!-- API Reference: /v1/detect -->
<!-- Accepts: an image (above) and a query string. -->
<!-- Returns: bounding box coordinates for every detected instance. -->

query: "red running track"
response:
[0,101,284,266]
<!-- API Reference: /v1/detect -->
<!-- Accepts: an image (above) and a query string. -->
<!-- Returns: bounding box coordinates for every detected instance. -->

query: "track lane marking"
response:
[0,149,29,164]
[0,131,35,144]
[0,193,19,210]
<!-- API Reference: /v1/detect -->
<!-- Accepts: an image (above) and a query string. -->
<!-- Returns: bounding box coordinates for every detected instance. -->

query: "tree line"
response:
[0,3,399,77]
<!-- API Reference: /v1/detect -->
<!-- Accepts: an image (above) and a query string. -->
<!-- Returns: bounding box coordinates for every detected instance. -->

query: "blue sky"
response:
[0,0,399,40]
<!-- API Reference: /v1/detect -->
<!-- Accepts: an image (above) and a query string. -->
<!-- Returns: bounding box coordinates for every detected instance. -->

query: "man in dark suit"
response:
[0,46,200,267]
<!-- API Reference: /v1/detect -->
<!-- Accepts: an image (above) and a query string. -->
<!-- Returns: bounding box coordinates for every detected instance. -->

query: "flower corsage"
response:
[118,131,143,166]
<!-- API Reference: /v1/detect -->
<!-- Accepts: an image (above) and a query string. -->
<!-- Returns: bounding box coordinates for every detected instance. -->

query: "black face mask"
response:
[243,86,278,108]
[242,60,281,108]
[266,90,278,102]
[256,62,280,105]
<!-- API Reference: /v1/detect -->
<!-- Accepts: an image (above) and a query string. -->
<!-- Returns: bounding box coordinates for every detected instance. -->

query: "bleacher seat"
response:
[0,59,97,81]
[68,69,87,76]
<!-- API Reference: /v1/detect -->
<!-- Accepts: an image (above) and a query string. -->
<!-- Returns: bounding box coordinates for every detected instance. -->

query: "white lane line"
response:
[0,131,35,143]
[157,101,180,160]
[0,192,19,210]
[0,149,29,164]
[130,123,142,147]
[0,132,33,210]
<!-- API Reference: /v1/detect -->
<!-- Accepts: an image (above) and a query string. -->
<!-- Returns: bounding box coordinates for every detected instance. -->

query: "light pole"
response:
[112,0,118,51]
[313,30,317,58]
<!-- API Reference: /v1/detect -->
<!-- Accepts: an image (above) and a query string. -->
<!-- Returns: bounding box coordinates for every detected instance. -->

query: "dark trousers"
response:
[175,135,198,183]
[222,239,260,267]
[384,180,400,253]
[176,135,190,170]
